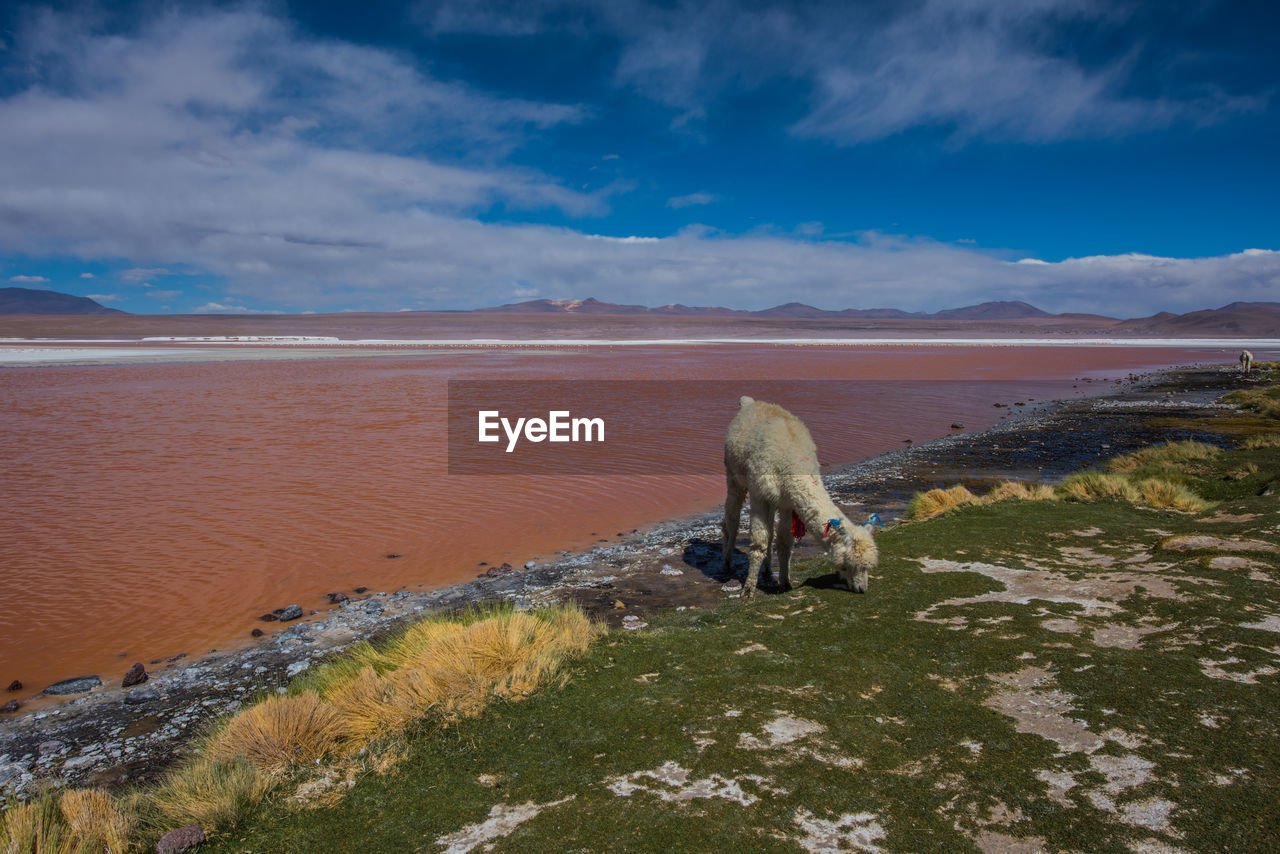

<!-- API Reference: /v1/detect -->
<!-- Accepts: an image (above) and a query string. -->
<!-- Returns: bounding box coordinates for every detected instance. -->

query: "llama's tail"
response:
[739,395,755,408]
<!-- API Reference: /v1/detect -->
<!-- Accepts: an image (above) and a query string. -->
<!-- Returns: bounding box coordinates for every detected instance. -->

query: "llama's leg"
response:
[722,478,747,579]
[774,510,794,593]
[743,500,773,598]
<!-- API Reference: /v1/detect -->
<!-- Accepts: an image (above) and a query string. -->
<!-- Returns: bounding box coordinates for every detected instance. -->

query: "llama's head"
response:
[829,522,878,593]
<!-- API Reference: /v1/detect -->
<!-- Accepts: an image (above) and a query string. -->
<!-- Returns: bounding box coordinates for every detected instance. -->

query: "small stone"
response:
[385,553,404,559]
[38,740,65,755]
[251,628,264,637]
[122,662,148,688]
[951,422,964,429]
[0,699,19,713]
[43,675,101,695]
[278,605,303,621]
[325,592,349,604]
[524,560,536,569]
[123,690,158,706]
[259,613,278,622]
[5,679,20,692]
[156,824,205,853]
[286,660,310,677]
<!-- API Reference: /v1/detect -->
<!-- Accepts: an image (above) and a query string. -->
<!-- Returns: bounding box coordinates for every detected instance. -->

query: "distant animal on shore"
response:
[723,396,878,596]
[1240,350,1254,374]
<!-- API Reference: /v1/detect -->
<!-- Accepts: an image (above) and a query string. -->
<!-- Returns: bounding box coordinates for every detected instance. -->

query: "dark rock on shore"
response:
[6,680,21,692]
[481,562,515,578]
[259,612,278,622]
[278,604,303,621]
[122,662,148,688]
[251,628,264,637]
[44,675,101,695]
[1,699,19,713]
[156,824,205,852]
[326,592,349,604]
[353,586,368,594]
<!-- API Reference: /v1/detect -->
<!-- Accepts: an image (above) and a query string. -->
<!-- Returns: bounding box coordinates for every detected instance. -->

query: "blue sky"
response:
[0,0,1277,316]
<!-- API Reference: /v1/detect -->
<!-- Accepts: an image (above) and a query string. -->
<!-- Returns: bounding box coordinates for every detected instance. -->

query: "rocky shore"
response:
[0,361,1258,803]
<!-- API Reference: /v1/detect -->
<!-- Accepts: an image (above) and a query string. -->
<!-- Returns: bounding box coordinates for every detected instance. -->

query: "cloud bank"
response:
[0,5,1274,317]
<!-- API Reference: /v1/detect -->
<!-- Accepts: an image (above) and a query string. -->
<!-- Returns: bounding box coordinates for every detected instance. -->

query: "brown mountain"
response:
[0,287,126,315]
[934,300,1050,320]
[1120,302,1280,336]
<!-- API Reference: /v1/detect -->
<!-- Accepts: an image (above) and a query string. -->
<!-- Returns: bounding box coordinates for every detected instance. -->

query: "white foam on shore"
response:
[2,336,1278,365]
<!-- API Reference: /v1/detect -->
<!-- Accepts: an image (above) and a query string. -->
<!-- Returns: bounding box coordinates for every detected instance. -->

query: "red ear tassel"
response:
[791,510,806,540]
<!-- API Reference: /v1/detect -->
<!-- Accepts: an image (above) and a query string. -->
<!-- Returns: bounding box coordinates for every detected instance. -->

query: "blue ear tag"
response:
[868,513,883,529]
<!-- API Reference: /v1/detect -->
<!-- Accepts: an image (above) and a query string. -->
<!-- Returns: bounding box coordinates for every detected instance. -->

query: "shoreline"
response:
[0,360,1262,801]
[2,337,1278,368]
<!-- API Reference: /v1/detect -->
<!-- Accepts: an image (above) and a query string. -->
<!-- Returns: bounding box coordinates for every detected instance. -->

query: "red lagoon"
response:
[0,344,1217,693]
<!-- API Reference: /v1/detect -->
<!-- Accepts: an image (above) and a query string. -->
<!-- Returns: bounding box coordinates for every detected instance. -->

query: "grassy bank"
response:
[6,368,1279,853]
[212,441,1276,849]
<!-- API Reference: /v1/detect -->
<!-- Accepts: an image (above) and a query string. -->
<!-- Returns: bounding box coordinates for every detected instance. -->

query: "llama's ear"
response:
[739,395,754,408]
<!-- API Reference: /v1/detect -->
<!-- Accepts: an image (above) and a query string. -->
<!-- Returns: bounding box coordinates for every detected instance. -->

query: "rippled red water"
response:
[0,344,1213,693]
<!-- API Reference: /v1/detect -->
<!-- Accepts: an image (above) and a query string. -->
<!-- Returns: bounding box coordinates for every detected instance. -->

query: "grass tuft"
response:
[207,691,348,773]
[1,792,70,854]
[146,756,267,832]
[59,788,134,854]
[1108,439,1222,473]
[1055,472,1140,503]
[1239,433,1280,450]
[1133,477,1211,512]
[1223,387,1280,419]
[983,480,1057,503]
[905,485,979,521]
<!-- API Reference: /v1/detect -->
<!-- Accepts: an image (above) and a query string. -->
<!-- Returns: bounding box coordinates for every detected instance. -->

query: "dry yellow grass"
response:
[5,604,602,852]
[1133,478,1211,512]
[905,485,979,521]
[1240,433,1280,449]
[1,793,71,854]
[983,481,1057,503]
[58,789,133,854]
[1055,472,1141,503]
[147,756,268,831]
[325,666,420,744]
[207,691,348,773]
[1108,440,1222,473]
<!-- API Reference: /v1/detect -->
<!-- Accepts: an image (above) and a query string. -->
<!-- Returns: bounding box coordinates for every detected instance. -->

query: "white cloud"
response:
[86,293,121,302]
[79,272,94,278]
[667,192,716,209]
[422,0,1264,144]
[193,301,279,314]
[0,9,599,296]
[0,7,1273,318]
[8,274,49,283]
[120,268,175,283]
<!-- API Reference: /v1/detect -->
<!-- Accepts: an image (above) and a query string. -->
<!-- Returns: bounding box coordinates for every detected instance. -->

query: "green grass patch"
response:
[193,439,1280,853]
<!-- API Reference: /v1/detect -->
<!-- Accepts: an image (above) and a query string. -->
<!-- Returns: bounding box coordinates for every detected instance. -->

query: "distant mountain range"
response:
[0,287,125,315]
[3,286,1278,336]
[476,296,1057,320]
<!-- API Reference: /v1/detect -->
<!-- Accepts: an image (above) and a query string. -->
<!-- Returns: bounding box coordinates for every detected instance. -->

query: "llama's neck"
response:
[789,476,847,544]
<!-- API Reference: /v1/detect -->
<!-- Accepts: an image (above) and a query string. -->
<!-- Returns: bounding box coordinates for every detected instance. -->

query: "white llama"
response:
[722,396,878,596]
[1240,350,1254,374]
